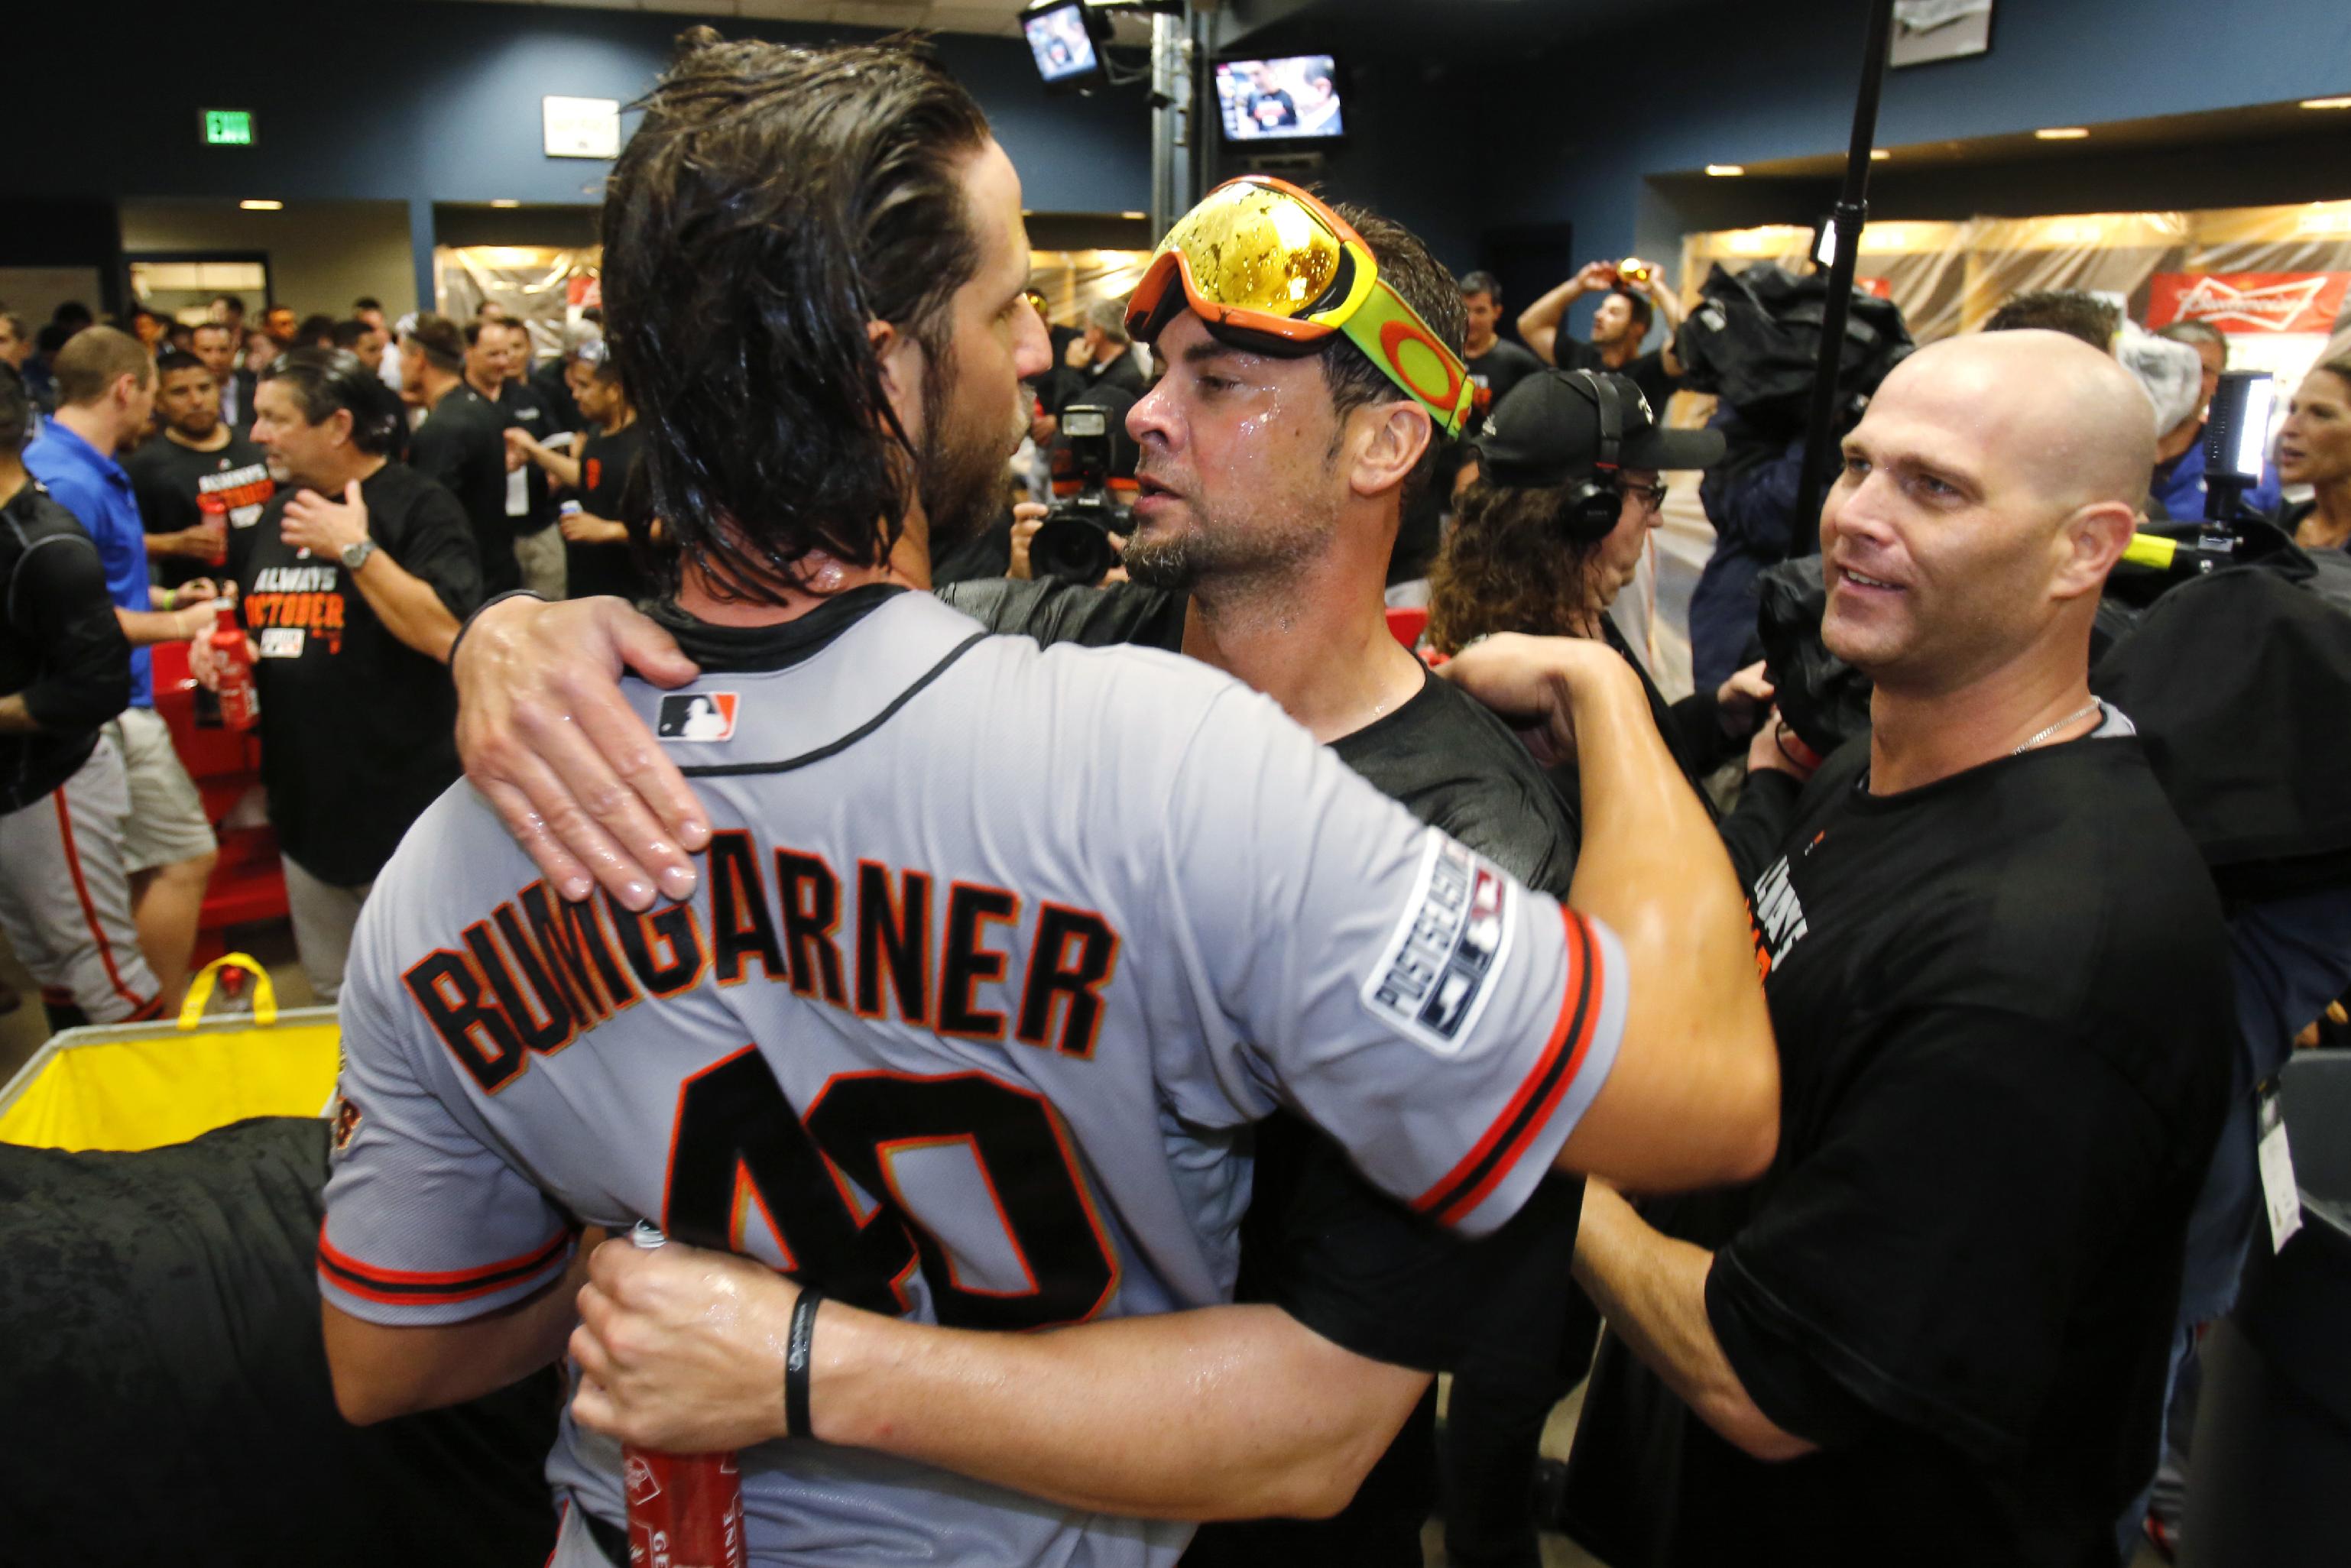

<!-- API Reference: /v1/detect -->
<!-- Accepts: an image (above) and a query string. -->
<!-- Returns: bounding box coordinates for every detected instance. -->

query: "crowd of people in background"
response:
[0,287,649,1022]
[3,57,2351,1561]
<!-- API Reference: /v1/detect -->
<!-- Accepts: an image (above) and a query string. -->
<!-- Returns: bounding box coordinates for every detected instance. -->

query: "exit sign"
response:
[203,109,254,146]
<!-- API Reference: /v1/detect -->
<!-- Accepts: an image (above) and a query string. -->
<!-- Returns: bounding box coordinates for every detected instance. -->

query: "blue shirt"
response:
[25,421,153,709]
[2152,432,2283,526]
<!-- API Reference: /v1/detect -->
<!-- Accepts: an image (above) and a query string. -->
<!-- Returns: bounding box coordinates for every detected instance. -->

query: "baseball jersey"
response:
[320,585,1627,1567]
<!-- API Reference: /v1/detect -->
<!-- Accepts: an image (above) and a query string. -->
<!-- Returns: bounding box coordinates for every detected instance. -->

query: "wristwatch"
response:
[341,539,378,573]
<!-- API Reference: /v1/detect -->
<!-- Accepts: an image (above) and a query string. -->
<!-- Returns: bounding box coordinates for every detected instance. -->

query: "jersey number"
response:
[663,1049,1118,1330]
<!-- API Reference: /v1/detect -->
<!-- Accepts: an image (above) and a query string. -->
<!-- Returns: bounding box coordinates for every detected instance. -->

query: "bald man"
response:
[1551,332,2234,1568]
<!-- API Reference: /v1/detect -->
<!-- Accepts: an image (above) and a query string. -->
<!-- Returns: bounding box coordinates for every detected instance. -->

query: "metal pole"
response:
[1788,0,1897,556]
[1148,11,1195,241]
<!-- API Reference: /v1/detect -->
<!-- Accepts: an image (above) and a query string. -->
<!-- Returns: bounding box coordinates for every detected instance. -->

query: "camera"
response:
[1033,404,1133,585]
[2203,369,2276,525]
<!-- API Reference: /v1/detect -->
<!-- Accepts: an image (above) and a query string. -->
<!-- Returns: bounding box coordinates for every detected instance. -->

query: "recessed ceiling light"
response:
[490,199,521,208]
[2302,96,2351,110]
[1120,210,1146,220]
[1705,164,1745,177]
[239,199,283,211]
[2034,126,2090,140]
[1870,148,1890,160]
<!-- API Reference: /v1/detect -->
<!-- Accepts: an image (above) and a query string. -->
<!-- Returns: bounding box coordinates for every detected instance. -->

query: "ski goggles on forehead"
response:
[1125,176,1477,439]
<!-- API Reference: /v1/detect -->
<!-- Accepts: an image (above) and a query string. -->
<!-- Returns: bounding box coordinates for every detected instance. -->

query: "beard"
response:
[914,351,1025,554]
[1121,481,1336,599]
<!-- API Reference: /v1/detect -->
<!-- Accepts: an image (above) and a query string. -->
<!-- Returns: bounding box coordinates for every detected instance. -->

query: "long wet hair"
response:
[602,30,992,602]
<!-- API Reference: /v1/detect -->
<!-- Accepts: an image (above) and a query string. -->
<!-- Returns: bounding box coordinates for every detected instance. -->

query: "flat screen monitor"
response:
[1022,2,1104,91]
[1214,55,1347,145]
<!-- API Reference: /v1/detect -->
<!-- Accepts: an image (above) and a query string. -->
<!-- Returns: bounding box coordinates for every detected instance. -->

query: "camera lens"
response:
[1030,517,1120,585]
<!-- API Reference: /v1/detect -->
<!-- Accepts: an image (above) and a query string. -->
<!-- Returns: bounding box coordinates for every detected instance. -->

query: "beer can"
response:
[619,1223,746,1568]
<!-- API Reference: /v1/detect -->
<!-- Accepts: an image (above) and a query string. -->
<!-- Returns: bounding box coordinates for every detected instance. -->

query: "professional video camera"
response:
[1032,403,1133,585]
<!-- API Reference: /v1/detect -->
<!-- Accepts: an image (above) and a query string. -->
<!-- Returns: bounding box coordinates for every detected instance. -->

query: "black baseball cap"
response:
[1474,369,1724,487]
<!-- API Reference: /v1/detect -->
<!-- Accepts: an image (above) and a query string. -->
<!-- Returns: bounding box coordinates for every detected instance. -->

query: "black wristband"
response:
[446,588,545,672]
[784,1286,824,1441]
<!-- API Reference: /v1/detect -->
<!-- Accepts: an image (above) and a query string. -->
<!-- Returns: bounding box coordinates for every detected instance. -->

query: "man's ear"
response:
[1346,400,1432,501]
[2052,499,2135,601]
[868,319,927,444]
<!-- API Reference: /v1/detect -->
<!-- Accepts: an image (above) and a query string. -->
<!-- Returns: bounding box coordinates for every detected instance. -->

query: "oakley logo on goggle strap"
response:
[1377,319,1470,430]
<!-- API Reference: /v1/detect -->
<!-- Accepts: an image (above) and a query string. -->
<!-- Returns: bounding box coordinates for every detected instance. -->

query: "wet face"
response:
[895,138,1052,550]
[1818,350,2091,694]
[157,366,221,441]
[1462,291,1500,352]
[1122,312,1349,594]
[1591,292,1637,348]
[2277,368,2351,489]
[1587,468,1663,611]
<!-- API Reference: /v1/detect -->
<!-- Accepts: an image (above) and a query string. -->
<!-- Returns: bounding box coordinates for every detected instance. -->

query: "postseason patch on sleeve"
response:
[1360,836,1515,1057]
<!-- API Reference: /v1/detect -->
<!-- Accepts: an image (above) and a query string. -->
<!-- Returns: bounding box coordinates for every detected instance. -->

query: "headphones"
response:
[1556,370,1626,543]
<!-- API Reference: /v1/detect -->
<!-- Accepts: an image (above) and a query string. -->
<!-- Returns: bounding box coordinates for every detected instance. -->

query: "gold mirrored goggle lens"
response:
[1157,183,1346,319]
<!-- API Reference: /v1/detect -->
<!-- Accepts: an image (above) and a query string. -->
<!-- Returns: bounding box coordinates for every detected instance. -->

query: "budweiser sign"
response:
[2147,271,2350,335]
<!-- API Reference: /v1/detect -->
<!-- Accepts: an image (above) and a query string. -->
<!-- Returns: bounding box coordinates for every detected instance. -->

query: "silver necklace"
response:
[2012,701,2102,756]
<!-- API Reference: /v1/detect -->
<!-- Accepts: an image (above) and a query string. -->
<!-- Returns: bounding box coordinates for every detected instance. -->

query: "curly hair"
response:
[1424,480,1605,654]
[603,29,992,602]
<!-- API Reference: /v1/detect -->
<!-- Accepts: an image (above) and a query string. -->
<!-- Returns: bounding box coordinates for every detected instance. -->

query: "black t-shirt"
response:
[124,431,274,588]
[407,384,517,594]
[1467,337,1545,424]
[228,461,484,886]
[0,481,131,811]
[495,379,559,539]
[1563,730,2234,1568]
[1558,338,1680,418]
[566,419,656,603]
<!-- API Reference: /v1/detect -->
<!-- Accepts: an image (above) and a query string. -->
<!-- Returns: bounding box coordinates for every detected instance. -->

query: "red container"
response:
[196,492,230,566]
[623,1448,745,1568]
[208,604,259,732]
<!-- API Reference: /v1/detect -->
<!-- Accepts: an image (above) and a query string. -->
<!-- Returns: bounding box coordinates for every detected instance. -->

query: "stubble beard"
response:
[916,355,1026,554]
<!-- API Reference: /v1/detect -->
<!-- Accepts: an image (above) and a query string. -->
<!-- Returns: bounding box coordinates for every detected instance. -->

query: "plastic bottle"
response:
[621,1222,746,1568]
[209,602,259,732]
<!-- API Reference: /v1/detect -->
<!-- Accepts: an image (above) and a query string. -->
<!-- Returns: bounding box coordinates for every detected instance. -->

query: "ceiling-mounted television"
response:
[1213,55,1347,146]
[1021,2,1107,92]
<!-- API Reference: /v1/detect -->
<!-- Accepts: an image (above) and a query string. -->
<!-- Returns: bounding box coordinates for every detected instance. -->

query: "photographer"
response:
[1038,297,1145,440]
[196,349,482,1001]
[1518,258,1687,413]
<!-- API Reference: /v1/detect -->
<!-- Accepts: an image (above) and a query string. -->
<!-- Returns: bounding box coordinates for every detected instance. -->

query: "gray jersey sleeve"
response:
[1145,682,1627,1236]
[318,900,576,1324]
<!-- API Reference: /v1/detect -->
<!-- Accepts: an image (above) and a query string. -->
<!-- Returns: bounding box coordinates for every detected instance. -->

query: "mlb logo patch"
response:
[657,691,739,742]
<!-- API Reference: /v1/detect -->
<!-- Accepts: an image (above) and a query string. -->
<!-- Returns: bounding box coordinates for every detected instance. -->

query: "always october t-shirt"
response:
[125,432,274,588]
[227,461,483,886]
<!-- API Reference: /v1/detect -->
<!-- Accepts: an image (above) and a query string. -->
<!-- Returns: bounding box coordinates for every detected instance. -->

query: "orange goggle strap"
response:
[1127,183,1477,439]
